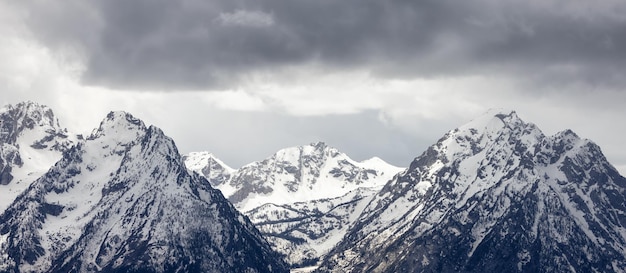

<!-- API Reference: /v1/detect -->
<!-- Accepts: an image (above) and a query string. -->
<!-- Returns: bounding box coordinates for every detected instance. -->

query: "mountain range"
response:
[2,101,625,273]
[183,143,402,266]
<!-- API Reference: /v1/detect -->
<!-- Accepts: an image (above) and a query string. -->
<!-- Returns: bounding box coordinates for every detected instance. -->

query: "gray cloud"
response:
[14,0,626,90]
[3,0,626,176]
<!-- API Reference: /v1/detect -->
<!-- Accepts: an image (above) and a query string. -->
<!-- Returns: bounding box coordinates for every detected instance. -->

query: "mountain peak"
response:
[457,109,524,133]
[0,108,290,273]
[88,111,147,142]
[271,142,339,165]
[103,111,146,129]
[227,142,400,212]
[360,156,386,165]
[493,109,518,119]
[10,101,55,123]
[555,128,580,140]
[319,110,626,273]
[310,141,328,150]
[296,141,336,157]
[184,151,235,189]
[0,101,60,144]
[423,109,543,170]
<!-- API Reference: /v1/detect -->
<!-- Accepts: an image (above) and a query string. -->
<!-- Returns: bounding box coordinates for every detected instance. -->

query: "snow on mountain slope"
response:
[220,142,401,212]
[358,157,403,178]
[183,151,236,196]
[246,186,381,267]
[319,110,626,273]
[0,101,73,213]
[184,143,403,268]
[0,111,288,273]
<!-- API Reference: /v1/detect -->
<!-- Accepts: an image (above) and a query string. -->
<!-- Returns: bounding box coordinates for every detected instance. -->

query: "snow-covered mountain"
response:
[184,143,402,268]
[319,110,626,273]
[246,186,380,267]
[0,111,288,273]
[183,151,235,189]
[0,101,73,213]
[186,142,401,212]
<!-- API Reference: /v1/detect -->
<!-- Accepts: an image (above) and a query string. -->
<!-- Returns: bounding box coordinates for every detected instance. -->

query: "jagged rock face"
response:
[0,101,58,144]
[319,111,626,273]
[0,144,21,185]
[0,111,288,273]
[0,101,73,212]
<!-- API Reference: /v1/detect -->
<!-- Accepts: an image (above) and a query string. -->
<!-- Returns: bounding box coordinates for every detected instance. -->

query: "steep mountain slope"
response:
[0,111,288,273]
[184,144,402,268]
[0,101,73,213]
[319,110,626,273]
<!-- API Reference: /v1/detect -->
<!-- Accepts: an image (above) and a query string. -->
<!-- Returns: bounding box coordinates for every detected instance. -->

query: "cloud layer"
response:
[2,0,626,174]
[12,0,626,90]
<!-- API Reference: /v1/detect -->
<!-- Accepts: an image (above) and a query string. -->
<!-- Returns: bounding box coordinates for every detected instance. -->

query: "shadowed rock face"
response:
[0,150,19,185]
[0,111,289,273]
[319,111,626,273]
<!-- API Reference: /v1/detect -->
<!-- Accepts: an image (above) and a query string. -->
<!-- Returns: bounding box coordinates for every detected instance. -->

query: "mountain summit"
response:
[186,142,401,212]
[228,141,399,212]
[319,110,626,273]
[0,110,288,273]
[0,101,73,212]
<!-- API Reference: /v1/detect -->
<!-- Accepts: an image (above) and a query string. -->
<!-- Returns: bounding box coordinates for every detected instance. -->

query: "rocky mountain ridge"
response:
[186,142,401,212]
[318,110,626,273]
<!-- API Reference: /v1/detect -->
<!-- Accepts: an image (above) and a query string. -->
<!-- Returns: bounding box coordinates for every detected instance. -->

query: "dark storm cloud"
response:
[17,0,626,90]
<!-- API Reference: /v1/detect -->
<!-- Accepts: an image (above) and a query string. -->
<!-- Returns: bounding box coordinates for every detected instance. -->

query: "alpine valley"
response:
[1,101,625,273]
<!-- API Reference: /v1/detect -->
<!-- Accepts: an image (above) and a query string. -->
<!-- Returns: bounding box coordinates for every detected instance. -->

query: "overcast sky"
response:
[1,0,625,174]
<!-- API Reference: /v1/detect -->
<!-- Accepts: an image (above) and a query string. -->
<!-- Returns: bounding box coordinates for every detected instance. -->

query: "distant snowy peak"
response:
[226,142,402,212]
[183,151,234,188]
[0,101,72,152]
[458,108,519,130]
[0,101,73,212]
[88,111,148,142]
[358,156,404,176]
[185,151,234,173]
[320,110,626,273]
[271,141,341,165]
[184,144,402,267]
[0,101,61,144]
